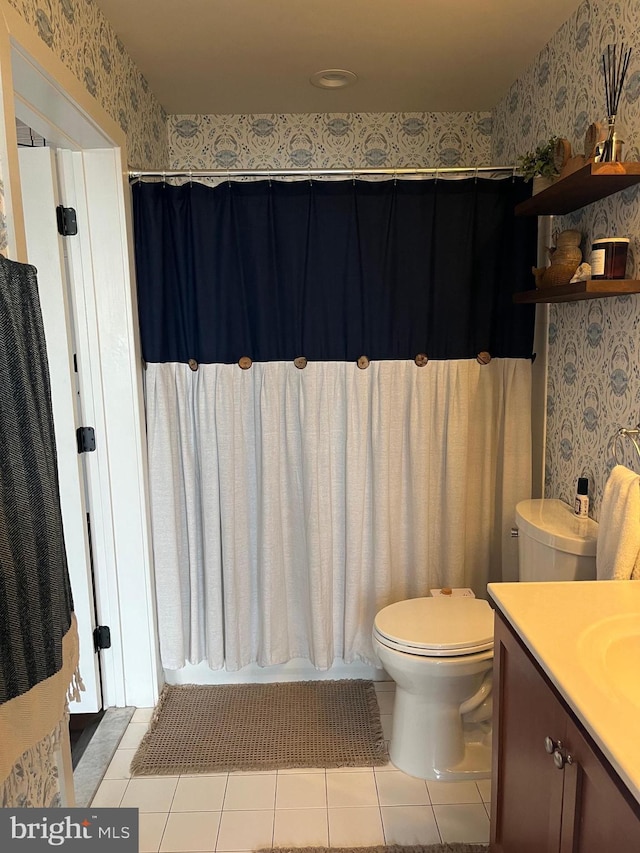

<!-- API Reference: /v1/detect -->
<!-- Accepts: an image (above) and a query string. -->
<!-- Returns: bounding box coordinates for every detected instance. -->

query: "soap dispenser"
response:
[574,477,589,517]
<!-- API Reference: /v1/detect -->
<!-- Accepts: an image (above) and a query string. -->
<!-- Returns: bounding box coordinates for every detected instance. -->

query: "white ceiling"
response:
[95,0,581,115]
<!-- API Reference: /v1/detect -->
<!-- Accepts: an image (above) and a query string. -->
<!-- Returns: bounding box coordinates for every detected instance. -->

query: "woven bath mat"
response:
[130,679,387,775]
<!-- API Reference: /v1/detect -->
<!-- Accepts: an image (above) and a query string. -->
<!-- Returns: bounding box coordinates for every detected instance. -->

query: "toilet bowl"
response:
[373,596,494,781]
[373,498,600,781]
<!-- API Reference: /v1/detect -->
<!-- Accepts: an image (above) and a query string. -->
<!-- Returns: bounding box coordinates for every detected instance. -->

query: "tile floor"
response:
[89,682,491,852]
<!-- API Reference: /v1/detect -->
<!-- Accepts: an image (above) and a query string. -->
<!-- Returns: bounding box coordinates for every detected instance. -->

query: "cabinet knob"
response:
[544,736,561,754]
[553,749,573,770]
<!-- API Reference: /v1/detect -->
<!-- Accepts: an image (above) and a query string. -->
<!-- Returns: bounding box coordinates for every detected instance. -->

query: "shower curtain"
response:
[133,177,537,671]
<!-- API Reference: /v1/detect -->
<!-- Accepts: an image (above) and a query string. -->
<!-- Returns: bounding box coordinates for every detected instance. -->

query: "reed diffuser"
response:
[600,43,632,162]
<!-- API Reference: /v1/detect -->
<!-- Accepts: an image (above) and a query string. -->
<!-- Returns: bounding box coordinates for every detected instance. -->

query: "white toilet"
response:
[372,498,598,781]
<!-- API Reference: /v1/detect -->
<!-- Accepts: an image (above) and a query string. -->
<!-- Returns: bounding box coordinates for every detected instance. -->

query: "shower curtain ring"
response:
[512,165,517,182]
[474,167,478,183]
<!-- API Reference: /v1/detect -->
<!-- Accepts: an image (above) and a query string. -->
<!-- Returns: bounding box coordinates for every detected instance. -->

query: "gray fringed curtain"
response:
[0,256,80,785]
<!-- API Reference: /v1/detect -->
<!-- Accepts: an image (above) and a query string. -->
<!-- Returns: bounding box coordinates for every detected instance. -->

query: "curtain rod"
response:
[128,166,519,180]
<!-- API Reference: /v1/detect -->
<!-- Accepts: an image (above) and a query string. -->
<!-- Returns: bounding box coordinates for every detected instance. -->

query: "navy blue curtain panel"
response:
[133,178,536,364]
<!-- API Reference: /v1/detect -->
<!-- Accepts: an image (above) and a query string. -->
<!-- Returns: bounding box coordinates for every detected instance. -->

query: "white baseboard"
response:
[164,658,389,685]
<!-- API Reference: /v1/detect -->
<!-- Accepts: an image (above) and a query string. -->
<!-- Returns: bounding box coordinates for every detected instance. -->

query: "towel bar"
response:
[614,425,640,467]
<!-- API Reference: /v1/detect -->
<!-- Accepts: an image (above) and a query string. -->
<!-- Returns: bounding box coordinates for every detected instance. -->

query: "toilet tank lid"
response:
[515,499,598,556]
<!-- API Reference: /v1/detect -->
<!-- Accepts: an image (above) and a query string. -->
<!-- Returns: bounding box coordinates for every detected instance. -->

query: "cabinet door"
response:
[491,614,566,853]
[560,717,640,853]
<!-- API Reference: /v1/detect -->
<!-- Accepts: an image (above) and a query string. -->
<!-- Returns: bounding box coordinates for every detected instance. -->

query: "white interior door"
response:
[18,146,102,712]
[9,29,162,708]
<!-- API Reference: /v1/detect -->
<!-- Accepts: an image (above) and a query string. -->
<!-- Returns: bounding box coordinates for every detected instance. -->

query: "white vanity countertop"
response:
[488,580,640,805]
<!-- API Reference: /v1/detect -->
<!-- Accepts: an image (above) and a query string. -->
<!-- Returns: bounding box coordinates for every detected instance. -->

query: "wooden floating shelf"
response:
[515,162,640,216]
[513,279,640,304]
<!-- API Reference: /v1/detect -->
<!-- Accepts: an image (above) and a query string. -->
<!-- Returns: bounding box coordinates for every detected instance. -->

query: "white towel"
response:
[596,465,640,580]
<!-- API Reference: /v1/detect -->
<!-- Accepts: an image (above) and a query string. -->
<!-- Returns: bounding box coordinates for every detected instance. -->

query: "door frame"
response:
[0,2,161,708]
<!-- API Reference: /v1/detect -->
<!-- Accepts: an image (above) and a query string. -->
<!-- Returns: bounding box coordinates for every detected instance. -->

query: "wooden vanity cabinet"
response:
[560,715,640,853]
[490,610,640,853]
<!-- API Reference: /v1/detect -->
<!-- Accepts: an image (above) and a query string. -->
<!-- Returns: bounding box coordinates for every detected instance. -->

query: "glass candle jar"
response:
[590,238,629,279]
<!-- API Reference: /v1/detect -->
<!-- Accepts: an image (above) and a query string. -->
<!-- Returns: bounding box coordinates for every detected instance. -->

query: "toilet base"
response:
[389,728,492,781]
[385,673,493,781]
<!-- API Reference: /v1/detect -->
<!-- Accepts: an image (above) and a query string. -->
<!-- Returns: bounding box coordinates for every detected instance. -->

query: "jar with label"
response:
[590,237,629,279]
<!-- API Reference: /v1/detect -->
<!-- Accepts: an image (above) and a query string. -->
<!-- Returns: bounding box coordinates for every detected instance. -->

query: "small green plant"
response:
[518,136,560,181]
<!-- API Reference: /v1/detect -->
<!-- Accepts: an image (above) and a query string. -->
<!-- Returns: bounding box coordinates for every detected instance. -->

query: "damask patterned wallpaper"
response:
[492,0,640,519]
[6,0,167,167]
[168,112,493,170]
[12,0,638,519]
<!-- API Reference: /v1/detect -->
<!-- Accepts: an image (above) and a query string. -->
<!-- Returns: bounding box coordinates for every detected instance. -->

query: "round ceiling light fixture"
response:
[310,69,358,89]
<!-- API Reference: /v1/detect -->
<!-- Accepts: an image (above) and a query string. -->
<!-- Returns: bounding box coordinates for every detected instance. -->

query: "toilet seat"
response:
[374,596,494,657]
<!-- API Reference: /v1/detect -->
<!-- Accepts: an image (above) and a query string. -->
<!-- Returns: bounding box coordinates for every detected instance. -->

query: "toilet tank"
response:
[515,499,598,582]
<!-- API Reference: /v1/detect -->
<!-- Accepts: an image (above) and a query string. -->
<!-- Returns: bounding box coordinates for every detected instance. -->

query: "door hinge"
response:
[76,426,96,453]
[93,625,111,652]
[56,205,78,236]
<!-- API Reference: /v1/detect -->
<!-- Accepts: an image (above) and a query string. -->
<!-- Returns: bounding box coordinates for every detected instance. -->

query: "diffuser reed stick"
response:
[600,43,632,161]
